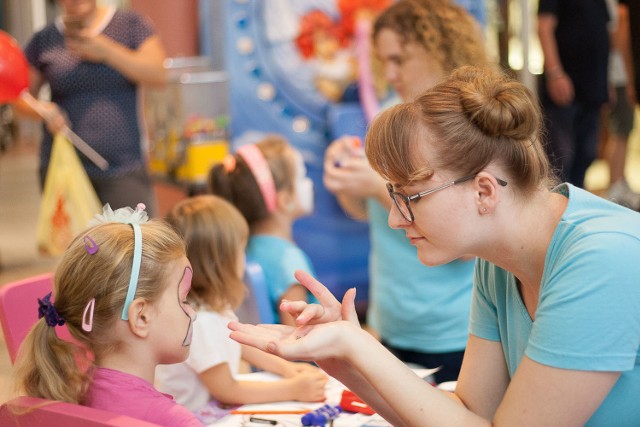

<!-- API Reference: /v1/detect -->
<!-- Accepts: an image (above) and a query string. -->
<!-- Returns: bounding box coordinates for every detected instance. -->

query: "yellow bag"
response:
[37,134,102,255]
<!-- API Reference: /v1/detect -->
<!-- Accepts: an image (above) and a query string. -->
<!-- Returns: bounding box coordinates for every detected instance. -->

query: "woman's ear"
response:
[127,297,154,338]
[474,172,501,215]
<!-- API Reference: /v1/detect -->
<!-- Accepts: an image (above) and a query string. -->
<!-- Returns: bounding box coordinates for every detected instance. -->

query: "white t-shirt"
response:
[155,307,241,412]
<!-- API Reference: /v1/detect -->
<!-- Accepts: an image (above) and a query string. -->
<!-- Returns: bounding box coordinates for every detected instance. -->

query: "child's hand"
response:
[281,271,358,327]
[229,271,361,362]
[289,369,328,402]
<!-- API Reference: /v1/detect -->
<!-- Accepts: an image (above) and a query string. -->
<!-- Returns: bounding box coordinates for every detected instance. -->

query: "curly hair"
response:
[372,0,488,72]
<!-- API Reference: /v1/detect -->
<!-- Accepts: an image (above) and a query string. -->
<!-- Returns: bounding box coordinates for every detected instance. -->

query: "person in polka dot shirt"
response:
[20,0,167,216]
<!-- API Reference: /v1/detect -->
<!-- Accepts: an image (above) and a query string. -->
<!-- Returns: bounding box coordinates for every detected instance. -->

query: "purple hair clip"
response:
[83,235,98,255]
[37,292,65,327]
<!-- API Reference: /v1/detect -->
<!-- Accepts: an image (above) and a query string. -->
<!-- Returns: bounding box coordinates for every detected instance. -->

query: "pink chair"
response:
[0,273,65,363]
[0,278,160,426]
[0,396,159,426]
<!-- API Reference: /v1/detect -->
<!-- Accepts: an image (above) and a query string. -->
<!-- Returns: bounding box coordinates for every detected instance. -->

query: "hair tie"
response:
[37,292,65,327]
[236,144,277,213]
[223,154,237,173]
[88,202,149,228]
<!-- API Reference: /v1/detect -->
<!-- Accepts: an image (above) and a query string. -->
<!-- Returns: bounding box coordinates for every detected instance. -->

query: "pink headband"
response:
[236,144,277,213]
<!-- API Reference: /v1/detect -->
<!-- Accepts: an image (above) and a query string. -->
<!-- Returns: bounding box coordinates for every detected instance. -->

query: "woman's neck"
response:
[89,6,109,29]
[479,188,568,294]
[68,5,106,31]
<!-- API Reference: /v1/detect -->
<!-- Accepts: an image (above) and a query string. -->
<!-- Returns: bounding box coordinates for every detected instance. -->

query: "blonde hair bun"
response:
[454,66,538,141]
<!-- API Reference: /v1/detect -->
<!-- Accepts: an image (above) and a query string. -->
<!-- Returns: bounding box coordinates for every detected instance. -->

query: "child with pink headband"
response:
[208,135,316,326]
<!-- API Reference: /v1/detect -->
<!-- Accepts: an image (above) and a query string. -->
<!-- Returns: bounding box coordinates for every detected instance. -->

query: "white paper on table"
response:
[211,367,441,426]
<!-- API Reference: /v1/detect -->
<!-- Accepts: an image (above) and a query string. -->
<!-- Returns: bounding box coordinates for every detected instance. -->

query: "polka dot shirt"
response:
[25,9,155,179]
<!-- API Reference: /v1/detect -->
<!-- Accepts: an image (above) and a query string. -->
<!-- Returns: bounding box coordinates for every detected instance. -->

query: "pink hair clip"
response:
[82,298,95,332]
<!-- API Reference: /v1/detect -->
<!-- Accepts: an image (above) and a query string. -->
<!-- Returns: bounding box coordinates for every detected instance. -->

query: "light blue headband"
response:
[86,203,148,322]
[121,223,142,320]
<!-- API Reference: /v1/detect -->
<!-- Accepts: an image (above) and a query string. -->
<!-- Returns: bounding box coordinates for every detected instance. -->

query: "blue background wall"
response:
[203,0,371,303]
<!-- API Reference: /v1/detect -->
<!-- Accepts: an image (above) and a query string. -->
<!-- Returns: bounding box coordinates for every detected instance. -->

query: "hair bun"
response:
[454,66,538,141]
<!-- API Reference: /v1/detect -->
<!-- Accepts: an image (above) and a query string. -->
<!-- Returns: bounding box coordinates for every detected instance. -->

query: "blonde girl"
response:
[12,204,201,426]
[156,195,326,421]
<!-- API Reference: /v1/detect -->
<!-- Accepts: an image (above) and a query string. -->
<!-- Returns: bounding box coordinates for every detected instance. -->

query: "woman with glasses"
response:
[230,66,640,426]
[323,0,488,384]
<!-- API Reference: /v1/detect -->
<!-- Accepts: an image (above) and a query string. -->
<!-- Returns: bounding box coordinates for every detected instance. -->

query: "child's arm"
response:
[242,344,322,378]
[278,284,308,326]
[198,362,327,405]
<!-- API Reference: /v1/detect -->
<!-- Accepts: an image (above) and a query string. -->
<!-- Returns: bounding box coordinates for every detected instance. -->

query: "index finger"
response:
[294,270,342,323]
[294,270,338,306]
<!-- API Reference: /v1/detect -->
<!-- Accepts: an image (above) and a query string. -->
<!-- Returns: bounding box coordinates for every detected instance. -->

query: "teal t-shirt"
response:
[367,199,475,353]
[470,184,640,425]
[246,235,317,323]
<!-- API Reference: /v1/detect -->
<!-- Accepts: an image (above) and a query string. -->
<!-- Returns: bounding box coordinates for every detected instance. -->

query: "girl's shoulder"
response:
[88,368,202,425]
[196,306,237,321]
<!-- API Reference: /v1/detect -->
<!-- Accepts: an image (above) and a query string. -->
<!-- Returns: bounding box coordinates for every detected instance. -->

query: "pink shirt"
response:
[85,367,202,426]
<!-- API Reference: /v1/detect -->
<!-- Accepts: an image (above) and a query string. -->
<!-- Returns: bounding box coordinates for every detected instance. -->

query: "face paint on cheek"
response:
[177,267,196,347]
[182,318,194,347]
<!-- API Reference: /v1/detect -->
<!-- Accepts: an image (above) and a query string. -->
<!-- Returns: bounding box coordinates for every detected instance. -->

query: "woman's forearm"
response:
[324,326,487,427]
[100,36,167,86]
[317,355,405,426]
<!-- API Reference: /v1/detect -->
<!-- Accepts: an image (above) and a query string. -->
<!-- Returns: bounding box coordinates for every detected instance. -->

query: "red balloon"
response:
[0,30,29,103]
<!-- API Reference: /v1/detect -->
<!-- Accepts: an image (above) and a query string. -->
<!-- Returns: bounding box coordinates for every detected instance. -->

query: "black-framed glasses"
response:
[386,174,508,222]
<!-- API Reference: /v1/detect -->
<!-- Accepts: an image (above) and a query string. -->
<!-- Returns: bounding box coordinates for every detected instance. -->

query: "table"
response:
[208,368,439,426]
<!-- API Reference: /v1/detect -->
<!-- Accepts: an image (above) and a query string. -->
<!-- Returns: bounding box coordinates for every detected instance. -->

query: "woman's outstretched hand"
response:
[228,270,360,361]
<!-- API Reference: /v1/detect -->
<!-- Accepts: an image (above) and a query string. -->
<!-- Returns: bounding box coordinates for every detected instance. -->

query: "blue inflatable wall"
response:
[206,0,371,303]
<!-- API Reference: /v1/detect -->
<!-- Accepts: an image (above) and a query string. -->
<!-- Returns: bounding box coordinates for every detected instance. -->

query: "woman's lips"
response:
[407,235,423,245]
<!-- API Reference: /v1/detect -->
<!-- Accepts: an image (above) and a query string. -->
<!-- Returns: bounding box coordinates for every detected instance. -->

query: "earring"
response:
[482,207,488,213]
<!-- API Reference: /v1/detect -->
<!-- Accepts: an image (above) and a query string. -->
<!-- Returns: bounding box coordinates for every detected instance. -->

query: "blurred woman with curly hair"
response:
[323,0,492,384]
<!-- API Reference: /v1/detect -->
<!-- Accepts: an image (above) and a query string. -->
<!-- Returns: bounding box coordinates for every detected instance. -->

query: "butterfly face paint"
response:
[177,267,196,347]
